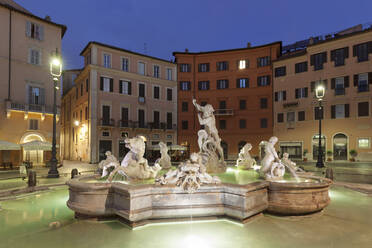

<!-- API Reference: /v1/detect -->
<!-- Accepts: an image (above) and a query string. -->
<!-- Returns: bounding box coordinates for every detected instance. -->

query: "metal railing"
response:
[6,100,60,114]
[214,109,234,116]
[100,118,115,127]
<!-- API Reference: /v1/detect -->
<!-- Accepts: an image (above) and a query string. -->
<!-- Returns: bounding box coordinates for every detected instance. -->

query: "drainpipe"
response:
[7,8,12,100]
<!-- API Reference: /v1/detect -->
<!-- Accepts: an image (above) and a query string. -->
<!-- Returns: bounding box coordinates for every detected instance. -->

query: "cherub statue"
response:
[192,99,224,162]
[260,136,285,180]
[99,151,120,178]
[155,142,172,169]
[108,136,161,181]
[236,143,256,169]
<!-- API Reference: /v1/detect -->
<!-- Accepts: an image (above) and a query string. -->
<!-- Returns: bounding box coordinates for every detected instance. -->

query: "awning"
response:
[0,140,21,150]
[21,140,58,151]
[168,144,187,151]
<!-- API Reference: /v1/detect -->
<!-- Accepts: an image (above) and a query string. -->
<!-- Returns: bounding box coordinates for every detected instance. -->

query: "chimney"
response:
[309,37,314,45]
[45,15,51,21]
[247,42,251,48]
[185,48,189,53]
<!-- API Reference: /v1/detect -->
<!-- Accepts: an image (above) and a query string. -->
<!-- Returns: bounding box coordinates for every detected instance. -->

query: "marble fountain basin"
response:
[66,173,332,227]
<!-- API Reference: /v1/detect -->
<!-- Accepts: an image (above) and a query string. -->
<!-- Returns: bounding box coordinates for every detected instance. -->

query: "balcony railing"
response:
[100,118,115,127]
[118,120,129,128]
[214,109,234,116]
[6,100,60,115]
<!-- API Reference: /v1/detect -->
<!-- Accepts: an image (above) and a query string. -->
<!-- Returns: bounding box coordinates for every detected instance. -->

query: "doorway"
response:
[333,133,347,160]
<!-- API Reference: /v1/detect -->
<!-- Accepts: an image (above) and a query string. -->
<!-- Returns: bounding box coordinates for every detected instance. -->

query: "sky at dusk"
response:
[15,0,372,70]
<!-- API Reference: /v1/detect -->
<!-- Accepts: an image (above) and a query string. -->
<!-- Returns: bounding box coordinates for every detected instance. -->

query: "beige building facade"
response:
[0,1,66,166]
[61,42,177,163]
[273,26,372,161]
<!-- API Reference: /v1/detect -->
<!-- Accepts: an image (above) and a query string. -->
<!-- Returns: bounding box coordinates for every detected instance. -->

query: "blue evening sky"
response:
[16,0,372,69]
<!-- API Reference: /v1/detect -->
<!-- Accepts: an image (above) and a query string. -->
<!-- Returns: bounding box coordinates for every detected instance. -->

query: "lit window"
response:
[239,60,246,69]
[358,138,370,148]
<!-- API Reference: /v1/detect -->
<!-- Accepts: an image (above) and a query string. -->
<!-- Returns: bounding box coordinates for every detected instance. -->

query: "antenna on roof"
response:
[144,43,147,55]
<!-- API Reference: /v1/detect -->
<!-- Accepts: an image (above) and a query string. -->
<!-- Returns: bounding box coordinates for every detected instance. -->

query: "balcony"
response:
[100,118,115,127]
[283,102,299,108]
[118,120,129,128]
[6,100,60,115]
[214,109,234,116]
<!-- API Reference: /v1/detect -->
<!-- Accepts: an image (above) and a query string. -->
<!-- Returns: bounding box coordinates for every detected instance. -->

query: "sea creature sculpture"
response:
[155,141,172,169]
[260,137,285,180]
[236,143,256,169]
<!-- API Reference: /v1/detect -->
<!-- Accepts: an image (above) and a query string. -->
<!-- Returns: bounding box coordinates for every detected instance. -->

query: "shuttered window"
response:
[26,21,44,40]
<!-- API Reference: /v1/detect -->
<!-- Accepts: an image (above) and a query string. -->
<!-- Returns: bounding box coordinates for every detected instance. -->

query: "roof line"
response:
[172,41,282,55]
[80,41,175,64]
[0,2,67,38]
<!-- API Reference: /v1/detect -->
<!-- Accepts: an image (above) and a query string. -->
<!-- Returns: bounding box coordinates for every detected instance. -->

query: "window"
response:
[332,77,348,95]
[238,59,249,69]
[166,68,173,80]
[119,80,131,95]
[219,101,226,110]
[153,111,160,128]
[29,119,38,130]
[219,120,226,129]
[310,52,327,70]
[257,76,270,86]
[180,64,191,72]
[331,47,348,66]
[217,79,229,89]
[167,88,172,101]
[260,118,268,128]
[180,81,191,91]
[121,132,129,138]
[276,113,284,123]
[239,119,246,129]
[295,88,308,99]
[103,53,111,68]
[198,81,209,90]
[120,108,129,127]
[182,102,188,112]
[358,138,370,148]
[153,65,160,78]
[239,100,246,110]
[122,58,129,71]
[81,83,83,96]
[29,48,41,65]
[182,120,188,130]
[295,62,308,73]
[314,106,323,120]
[102,105,111,125]
[28,86,45,105]
[358,102,369,117]
[287,112,295,122]
[26,21,43,40]
[260,98,268,109]
[275,66,286,77]
[236,78,249,88]
[217,61,228,71]
[331,104,349,119]
[85,106,88,120]
[274,91,286,101]
[257,56,270,67]
[298,111,305,121]
[166,135,172,139]
[167,112,173,129]
[198,63,209,72]
[138,109,145,128]
[100,77,113,92]
[102,131,110,137]
[355,73,369,92]
[153,86,160,99]
[86,79,89,92]
[353,42,371,62]
[138,62,145,75]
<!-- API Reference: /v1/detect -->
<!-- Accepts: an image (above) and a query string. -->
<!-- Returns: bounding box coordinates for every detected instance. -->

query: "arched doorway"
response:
[21,133,45,165]
[221,141,228,160]
[312,135,326,161]
[333,133,348,160]
[238,141,246,152]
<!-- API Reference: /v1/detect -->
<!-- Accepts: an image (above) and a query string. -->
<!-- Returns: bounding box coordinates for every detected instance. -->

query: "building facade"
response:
[60,42,177,163]
[174,42,281,159]
[0,1,66,166]
[273,25,372,161]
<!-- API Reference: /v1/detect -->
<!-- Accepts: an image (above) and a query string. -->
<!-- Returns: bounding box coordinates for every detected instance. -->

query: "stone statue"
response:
[282,153,303,172]
[99,151,120,178]
[260,137,285,180]
[108,136,161,181]
[156,153,221,193]
[236,143,256,170]
[193,99,226,173]
[155,142,172,169]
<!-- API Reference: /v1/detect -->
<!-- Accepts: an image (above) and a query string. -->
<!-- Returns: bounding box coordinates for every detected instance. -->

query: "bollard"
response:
[27,170,37,187]
[71,168,79,179]
[325,168,334,180]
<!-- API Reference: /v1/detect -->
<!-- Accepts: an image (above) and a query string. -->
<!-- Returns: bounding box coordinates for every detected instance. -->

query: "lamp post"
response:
[315,84,325,168]
[47,49,62,178]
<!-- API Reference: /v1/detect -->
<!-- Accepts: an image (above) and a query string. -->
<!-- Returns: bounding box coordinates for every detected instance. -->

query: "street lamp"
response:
[47,49,62,178]
[315,84,325,168]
